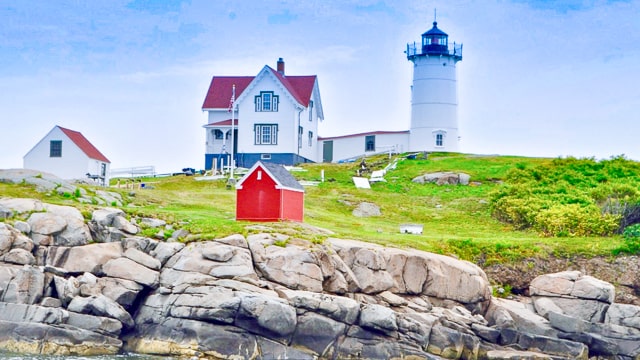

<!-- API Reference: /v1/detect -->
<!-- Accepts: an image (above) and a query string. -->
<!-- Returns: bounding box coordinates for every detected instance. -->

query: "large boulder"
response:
[530,271,614,322]
[412,172,471,185]
[45,242,123,274]
[248,234,323,292]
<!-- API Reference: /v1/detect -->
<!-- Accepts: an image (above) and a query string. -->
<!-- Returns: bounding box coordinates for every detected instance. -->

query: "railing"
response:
[406,42,463,60]
[110,166,156,178]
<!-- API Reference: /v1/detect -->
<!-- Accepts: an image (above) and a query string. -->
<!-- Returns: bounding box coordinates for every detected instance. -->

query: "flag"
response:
[228,84,236,113]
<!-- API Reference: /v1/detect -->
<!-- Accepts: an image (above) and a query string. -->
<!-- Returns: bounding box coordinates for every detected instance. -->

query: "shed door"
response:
[322,141,333,163]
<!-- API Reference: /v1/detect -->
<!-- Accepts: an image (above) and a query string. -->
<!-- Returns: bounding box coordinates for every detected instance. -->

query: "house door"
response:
[323,141,333,163]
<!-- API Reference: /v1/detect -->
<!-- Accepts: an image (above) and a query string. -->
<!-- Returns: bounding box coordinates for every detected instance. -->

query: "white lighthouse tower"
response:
[406,19,462,152]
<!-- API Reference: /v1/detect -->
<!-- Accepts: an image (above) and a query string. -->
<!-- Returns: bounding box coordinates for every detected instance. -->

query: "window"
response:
[214,129,224,140]
[50,140,62,157]
[435,133,444,147]
[255,91,279,112]
[308,131,313,146]
[365,135,375,152]
[254,124,278,145]
[309,100,314,122]
[261,154,272,160]
[298,126,303,149]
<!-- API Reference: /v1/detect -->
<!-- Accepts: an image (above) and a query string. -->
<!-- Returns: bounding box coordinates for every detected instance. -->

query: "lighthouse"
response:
[406,20,462,152]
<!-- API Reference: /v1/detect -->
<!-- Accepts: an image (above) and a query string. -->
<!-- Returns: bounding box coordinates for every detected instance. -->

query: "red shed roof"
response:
[58,126,111,163]
[202,67,316,109]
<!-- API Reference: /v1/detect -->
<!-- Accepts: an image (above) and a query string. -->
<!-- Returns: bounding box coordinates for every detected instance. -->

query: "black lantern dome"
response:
[421,21,449,55]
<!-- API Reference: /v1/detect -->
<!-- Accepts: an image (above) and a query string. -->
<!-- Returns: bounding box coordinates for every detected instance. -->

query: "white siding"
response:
[24,127,91,180]
[321,133,409,163]
[409,55,460,152]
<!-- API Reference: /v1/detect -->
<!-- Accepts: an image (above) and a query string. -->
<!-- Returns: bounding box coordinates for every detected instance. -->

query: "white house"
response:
[23,125,111,185]
[201,58,324,169]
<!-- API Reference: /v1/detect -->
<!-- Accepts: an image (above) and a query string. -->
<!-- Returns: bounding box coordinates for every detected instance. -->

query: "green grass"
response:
[2,153,628,264]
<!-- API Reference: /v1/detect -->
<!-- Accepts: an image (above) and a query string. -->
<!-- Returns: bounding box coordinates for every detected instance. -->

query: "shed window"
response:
[365,135,375,152]
[50,140,62,157]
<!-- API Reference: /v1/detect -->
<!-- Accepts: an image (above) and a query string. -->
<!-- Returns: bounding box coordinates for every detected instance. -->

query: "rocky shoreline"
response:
[1,197,640,359]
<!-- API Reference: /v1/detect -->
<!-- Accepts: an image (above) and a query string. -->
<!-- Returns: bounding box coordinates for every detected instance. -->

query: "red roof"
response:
[202,77,253,109]
[58,126,111,163]
[204,119,239,127]
[318,130,410,141]
[201,67,316,109]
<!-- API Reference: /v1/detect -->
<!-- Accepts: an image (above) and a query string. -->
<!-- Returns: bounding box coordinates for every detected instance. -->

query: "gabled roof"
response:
[202,76,254,109]
[201,67,317,110]
[267,67,316,107]
[58,126,111,163]
[236,161,304,193]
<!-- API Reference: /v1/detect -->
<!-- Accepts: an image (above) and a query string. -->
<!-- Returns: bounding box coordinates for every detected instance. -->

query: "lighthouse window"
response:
[435,134,444,147]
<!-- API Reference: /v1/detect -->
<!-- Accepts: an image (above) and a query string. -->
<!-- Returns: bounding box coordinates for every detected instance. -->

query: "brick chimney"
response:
[277,57,285,75]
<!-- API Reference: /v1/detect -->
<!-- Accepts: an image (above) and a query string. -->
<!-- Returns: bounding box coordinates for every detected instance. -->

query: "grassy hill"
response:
[3,152,639,267]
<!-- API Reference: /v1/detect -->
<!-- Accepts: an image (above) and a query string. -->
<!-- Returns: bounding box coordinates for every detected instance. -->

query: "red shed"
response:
[236,161,305,222]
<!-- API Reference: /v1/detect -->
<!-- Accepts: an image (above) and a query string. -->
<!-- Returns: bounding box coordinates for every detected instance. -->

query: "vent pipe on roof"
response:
[277,57,285,75]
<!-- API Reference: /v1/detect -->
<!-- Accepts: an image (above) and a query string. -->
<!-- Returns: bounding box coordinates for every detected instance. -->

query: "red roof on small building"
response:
[202,67,317,109]
[58,126,111,163]
[318,130,410,141]
[204,119,240,127]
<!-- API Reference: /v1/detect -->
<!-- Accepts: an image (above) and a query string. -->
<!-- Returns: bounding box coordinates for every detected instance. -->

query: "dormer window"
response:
[255,91,279,112]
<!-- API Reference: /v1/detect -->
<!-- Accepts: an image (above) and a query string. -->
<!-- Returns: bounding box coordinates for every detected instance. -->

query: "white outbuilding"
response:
[23,125,111,186]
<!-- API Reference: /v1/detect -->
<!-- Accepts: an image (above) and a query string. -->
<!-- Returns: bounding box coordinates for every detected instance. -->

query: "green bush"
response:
[623,223,640,239]
[490,156,640,237]
[613,223,640,255]
[534,204,620,237]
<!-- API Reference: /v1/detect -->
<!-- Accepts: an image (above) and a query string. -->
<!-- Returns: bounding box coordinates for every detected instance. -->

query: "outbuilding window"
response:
[365,135,375,152]
[50,140,62,157]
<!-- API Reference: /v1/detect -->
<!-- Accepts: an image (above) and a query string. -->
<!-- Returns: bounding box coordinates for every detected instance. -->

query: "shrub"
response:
[534,204,620,237]
[613,223,640,255]
[623,223,640,239]
[490,156,640,237]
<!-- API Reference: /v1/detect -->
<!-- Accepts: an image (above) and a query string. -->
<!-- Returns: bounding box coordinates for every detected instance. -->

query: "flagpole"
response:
[229,84,236,183]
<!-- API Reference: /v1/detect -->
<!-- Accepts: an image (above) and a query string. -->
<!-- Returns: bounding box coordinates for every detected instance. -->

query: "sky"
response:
[1,0,639,174]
